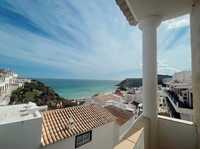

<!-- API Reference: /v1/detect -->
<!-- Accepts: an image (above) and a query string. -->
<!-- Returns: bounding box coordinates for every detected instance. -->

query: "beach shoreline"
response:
[37,78,119,100]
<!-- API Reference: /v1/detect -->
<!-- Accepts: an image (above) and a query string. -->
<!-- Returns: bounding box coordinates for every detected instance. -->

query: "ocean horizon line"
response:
[30,77,121,82]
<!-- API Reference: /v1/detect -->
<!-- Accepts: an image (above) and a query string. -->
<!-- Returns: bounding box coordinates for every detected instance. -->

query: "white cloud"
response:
[158,60,180,75]
[0,0,191,79]
[163,15,190,29]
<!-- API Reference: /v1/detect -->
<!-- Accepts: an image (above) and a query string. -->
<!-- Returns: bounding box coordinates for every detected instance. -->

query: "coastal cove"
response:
[37,79,120,99]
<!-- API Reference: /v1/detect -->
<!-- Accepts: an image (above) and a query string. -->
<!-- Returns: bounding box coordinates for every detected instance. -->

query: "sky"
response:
[0,0,191,80]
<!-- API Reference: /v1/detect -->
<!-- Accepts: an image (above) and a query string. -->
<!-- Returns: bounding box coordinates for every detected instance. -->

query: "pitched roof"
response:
[41,104,116,147]
[115,0,137,26]
[93,94,121,104]
[105,105,133,126]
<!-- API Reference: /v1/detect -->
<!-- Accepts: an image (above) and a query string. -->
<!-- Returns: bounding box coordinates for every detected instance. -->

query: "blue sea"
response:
[37,79,120,99]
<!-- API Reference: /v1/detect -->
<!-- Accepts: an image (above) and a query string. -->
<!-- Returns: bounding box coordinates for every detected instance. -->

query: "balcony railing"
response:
[114,114,197,149]
[163,90,193,116]
[165,90,192,109]
[114,114,146,149]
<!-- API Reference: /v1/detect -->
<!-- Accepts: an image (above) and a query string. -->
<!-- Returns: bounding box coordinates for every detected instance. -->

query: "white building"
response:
[162,71,193,121]
[41,104,119,149]
[0,70,19,96]
[0,103,119,149]
[0,69,30,105]
[173,71,192,83]
[0,103,44,149]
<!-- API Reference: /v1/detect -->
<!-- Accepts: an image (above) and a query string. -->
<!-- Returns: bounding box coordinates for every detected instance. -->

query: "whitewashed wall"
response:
[0,117,42,149]
[158,115,196,149]
[119,116,135,140]
[173,71,191,82]
[43,121,119,149]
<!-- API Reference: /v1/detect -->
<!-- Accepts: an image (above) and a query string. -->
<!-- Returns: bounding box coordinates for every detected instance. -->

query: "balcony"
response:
[115,114,197,149]
[115,0,200,148]
[114,115,145,149]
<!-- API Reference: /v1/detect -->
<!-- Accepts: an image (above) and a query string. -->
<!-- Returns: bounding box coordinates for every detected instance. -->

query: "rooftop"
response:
[93,94,122,104]
[0,102,42,125]
[41,104,116,146]
[105,105,134,126]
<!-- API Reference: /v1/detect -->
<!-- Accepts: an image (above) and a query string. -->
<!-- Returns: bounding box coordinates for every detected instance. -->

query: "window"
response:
[75,131,92,148]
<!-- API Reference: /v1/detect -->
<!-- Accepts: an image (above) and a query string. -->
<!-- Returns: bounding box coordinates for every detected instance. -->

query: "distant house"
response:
[92,94,122,106]
[115,89,124,96]
[105,105,134,126]
[0,70,18,97]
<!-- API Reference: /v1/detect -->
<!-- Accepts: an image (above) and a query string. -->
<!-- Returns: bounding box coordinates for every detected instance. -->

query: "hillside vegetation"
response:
[10,80,84,109]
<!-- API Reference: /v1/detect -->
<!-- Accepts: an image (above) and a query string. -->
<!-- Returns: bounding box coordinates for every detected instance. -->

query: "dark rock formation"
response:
[117,75,172,91]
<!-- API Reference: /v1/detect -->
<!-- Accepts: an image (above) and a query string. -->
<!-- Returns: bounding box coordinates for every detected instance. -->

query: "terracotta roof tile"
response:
[105,105,133,126]
[41,104,116,147]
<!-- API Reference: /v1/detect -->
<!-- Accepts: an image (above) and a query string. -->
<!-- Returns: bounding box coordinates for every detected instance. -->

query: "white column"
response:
[191,1,200,148]
[139,15,161,149]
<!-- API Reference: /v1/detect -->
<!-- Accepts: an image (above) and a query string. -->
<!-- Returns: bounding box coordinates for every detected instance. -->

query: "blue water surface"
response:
[37,79,119,99]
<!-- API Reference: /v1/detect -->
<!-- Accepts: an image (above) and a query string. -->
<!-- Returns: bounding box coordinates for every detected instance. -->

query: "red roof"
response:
[41,104,116,146]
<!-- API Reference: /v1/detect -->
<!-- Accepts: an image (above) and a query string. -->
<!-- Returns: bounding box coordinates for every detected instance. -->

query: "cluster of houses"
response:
[0,71,143,149]
[0,70,194,149]
[89,71,194,122]
[0,69,18,96]
[117,71,194,122]
[0,69,30,105]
